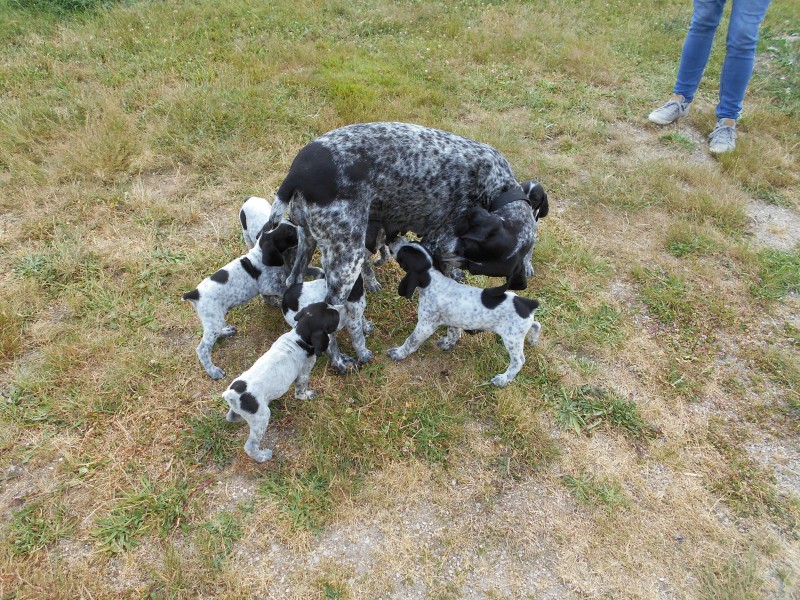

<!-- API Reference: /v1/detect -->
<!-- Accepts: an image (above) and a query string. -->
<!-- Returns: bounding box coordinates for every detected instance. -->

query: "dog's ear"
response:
[294,305,310,322]
[323,305,343,334]
[397,273,420,299]
[457,207,503,242]
[310,330,330,356]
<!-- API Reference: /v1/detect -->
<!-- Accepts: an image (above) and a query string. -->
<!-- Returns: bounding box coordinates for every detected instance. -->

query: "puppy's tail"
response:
[222,388,239,406]
[181,289,200,303]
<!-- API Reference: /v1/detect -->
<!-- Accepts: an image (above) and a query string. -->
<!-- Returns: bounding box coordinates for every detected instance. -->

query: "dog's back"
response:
[240,196,272,249]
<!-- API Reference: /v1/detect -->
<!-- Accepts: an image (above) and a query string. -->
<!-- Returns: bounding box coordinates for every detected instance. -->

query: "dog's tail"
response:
[222,388,239,405]
[181,289,200,303]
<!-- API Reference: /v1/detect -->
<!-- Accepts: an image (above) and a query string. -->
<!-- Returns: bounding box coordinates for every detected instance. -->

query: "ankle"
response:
[671,94,687,104]
[719,118,736,127]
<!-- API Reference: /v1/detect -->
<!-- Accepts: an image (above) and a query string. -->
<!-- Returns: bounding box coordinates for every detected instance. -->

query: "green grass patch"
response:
[548,384,656,439]
[181,411,241,467]
[665,221,721,258]
[8,499,76,556]
[562,471,629,513]
[197,509,248,571]
[93,478,194,554]
[698,548,763,600]
[749,247,800,300]
[259,466,334,533]
[659,131,696,151]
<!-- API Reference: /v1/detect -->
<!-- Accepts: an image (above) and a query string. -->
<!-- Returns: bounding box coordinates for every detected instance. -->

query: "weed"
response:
[659,131,696,151]
[665,221,720,258]
[549,385,654,439]
[8,499,76,556]
[562,472,629,513]
[698,548,764,600]
[197,510,247,571]
[750,247,800,300]
[181,410,240,467]
[93,478,194,553]
[259,466,334,533]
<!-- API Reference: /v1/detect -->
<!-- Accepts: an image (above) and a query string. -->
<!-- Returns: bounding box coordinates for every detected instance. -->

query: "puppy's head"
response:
[294,301,343,356]
[454,200,534,290]
[390,241,433,300]
[519,179,549,220]
[258,222,299,267]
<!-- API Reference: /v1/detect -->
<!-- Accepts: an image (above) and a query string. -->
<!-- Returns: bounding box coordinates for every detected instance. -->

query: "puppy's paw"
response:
[450,268,466,283]
[387,347,407,361]
[365,280,382,293]
[524,263,535,277]
[490,374,510,387]
[330,354,358,374]
[357,349,374,364]
[248,448,273,463]
[220,326,236,338]
[436,337,457,351]
[207,366,226,380]
[295,390,317,400]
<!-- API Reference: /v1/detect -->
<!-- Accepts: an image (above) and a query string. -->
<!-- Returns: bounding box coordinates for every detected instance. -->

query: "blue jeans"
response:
[673,0,772,120]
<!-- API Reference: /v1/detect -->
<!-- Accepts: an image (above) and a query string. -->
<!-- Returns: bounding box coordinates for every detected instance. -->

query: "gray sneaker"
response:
[648,99,690,125]
[709,119,736,154]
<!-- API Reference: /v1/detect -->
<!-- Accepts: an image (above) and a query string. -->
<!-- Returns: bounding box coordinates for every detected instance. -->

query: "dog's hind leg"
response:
[243,408,272,462]
[196,328,225,380]
[436,326,462,351]
[492,335,525,387]
[526,321,542,345]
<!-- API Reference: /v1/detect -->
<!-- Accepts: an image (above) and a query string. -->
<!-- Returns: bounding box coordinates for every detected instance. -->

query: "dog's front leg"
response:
[387,320,438,361]
[436,326,462,351]
[243,407,272,462]
[294,356,317,400]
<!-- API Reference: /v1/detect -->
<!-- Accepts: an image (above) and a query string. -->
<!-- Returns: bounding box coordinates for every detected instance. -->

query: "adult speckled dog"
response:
[222,302,343,462]
[267,122,548,371]
[181,223,298,380]
[387,239,541,387]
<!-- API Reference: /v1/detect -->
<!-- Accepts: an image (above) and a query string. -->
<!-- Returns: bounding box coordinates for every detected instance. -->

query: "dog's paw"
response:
[436,337,457,351]
[365,280,382,293]
[490,374,510,387]
[357,349,374,364]
[248,448,273,463]
[220,326,236,338]
[295,390,317,401]
[387,347,406,361]
[363,320,375,336]
[450,268,466,283]
[207,366,226,380]
[524,262,535,277]
[330,354,358,374]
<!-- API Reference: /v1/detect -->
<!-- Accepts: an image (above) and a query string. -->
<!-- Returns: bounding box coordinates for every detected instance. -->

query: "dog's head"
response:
[389,240,433,300]
[258,222,299,267]
[454,195,534,290]
[294,301,344,356]
[519,179,549,220]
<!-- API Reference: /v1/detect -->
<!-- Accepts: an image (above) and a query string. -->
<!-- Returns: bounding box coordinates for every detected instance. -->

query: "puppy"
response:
[266,122,547,371]
[222,302,343,462]
[181,223,298,380]
[281,275,373,366]
[239,196,272,250]
[387,240,542,387]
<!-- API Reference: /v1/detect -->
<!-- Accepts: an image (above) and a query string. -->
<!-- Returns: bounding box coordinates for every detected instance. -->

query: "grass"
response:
[1,0,799,596]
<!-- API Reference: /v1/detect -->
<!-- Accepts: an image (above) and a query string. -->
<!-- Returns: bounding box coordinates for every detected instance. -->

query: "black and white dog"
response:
[281,275,373,366]
[239,196,272,250]
[181,223,299,380]
[223,302,343,462]
[267,122,548,370]
[387,239,541,387]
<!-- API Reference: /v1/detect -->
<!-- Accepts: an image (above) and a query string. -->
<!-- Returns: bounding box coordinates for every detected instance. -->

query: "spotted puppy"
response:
[181,223,299,380]
[267,122,547,371]
[222,302,343,462]
[281,275,373,365]
[239,196,272,249]
[387,239,541,387]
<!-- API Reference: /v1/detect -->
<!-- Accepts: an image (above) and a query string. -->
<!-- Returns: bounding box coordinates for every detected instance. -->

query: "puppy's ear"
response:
[323,306,342,334]
[457,207,502,242]
[524,181,548,220]
[294,305,309,322]
[397,273,419,300]
[310,330,330,356]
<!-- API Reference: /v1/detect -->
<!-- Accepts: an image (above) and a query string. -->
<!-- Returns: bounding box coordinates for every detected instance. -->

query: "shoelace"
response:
[710,124,735,144]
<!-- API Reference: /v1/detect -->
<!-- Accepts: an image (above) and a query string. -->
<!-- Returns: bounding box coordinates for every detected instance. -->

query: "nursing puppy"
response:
[222,302,342,462]
[181,223,298,380]
[267,122,546,371]
[387,240,542,387]
[239,196,272,250]
[281,275,373,365]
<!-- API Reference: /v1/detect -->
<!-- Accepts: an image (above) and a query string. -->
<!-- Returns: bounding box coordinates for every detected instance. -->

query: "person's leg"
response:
[674,0,727,103]
[716,0,772,120]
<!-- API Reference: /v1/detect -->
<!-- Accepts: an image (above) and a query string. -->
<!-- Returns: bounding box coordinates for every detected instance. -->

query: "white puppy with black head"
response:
[181,222,299,380]
[387,239,542,387]
[223,302,343,462]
